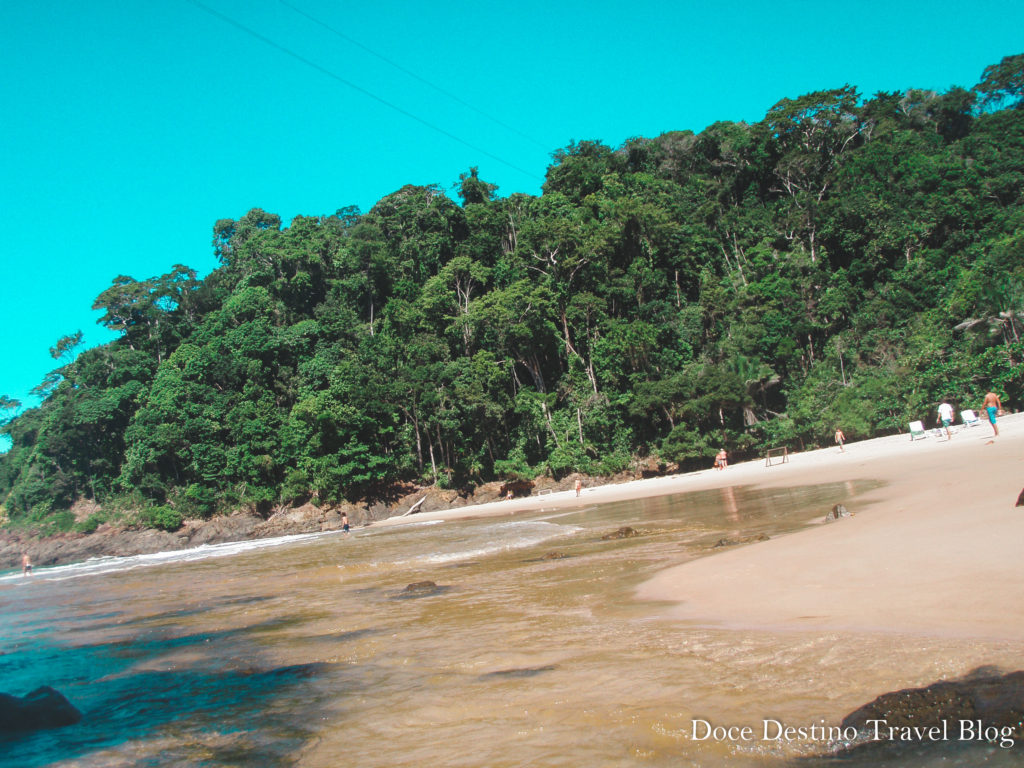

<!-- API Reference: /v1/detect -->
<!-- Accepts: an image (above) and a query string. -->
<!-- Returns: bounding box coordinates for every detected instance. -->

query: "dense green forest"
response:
[2,56,1023,533]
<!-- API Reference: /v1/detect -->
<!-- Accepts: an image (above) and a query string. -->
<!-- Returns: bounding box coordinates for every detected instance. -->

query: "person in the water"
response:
[21,552,32,576]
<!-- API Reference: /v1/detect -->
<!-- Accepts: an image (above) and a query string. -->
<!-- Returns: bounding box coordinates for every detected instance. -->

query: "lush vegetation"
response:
[3,56,1023,531]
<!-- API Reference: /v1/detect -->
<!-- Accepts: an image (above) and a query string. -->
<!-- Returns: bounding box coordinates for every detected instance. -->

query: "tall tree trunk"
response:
[541,400,560,449]
[560,312,599,396]
[427,440,438,485]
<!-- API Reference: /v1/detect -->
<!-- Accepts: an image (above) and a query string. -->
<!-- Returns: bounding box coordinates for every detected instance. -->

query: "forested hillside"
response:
[2,56,1022,533]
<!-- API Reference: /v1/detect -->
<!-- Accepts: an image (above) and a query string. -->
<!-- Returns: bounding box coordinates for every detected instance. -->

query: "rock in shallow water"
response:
[601,526,640,540]
[827,669,1024,757]
[711,534,769,548]
[842,669,1024,732]
[0,686,82,734]
[395,580,450,599]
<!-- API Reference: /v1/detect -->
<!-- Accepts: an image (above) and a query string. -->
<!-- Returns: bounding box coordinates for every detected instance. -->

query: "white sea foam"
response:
[356,518,446,537]
[0,528,347,583]
[1,519,579,583]
[386,520,581,567]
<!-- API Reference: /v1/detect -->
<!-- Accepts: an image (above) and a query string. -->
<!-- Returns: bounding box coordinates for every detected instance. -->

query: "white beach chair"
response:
[909,420,928,440]
[961,409,980,428]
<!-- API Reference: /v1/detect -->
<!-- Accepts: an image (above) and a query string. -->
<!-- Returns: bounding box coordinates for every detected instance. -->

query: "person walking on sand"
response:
[575,477,582,497]
[21,552,32,576]
[835,428,846,453]
[937,399,955,440]
[983,391,1002,438]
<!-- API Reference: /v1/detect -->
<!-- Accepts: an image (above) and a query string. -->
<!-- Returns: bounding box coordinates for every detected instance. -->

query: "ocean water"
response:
[1,480,1020,767]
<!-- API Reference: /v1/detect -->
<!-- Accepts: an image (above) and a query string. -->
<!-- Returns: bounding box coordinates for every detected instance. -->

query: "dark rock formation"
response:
[1016,488,1024,507]
[843,670,1024,733]
[499,479,535,499]
[0,513,266,570]
[0,686,82,734]
[825,668,1024,758]
[181,513,262,544]
[252,504,326,538]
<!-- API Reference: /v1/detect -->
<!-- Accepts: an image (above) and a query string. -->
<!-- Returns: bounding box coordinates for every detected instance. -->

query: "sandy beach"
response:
[378,413,1024,642]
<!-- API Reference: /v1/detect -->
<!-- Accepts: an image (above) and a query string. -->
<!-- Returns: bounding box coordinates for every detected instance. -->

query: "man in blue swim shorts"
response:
[983,391,1002,438]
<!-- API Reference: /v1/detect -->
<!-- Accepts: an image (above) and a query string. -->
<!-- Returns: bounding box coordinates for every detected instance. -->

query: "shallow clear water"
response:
[2,481,1021,767]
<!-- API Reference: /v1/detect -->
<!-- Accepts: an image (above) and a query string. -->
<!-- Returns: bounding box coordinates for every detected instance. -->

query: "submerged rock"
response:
[480,665,557,679]
[0,686,82,734]
[395,580,448,599]
[523,551,570,562]
[404,580,438,593]
[601,526,640,540]
[712,534,769,548]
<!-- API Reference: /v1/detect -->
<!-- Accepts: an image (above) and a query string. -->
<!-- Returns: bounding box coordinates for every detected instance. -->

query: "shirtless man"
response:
[21,552,32,576]
[983,391,1002,438]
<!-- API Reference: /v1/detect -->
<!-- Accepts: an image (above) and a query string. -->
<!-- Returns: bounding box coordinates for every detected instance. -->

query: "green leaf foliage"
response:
[3,58,1024,528]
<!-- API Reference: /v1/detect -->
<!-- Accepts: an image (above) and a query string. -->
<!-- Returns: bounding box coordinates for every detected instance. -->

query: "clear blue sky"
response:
[2,0,1022,416]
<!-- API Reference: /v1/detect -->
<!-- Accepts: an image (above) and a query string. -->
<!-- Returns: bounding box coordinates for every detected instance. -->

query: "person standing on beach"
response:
[341,512,350,534]
[714,448,728,470]
[982,391,1002,438]
[21,552,32,576]
[575,477,582,497]
[937,400,955,440]
[834,428,846,453]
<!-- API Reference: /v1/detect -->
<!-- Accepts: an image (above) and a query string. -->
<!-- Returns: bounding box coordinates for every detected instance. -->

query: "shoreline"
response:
[7,413,1021,629]
[378,413,1024,642]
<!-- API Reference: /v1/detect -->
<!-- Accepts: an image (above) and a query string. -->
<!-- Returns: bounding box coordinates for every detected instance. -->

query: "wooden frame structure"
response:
[765,446,789,467]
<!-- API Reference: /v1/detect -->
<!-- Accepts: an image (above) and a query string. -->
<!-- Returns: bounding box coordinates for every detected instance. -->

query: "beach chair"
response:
[909,420,928,440]
[961,409,980,428]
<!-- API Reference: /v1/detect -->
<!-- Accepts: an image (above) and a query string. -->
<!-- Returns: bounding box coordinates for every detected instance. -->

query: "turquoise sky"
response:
[2,0,1022,417]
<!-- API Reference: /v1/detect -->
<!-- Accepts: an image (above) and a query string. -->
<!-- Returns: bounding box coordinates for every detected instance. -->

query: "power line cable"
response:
[184,0,543,182]
[277,0,550,151]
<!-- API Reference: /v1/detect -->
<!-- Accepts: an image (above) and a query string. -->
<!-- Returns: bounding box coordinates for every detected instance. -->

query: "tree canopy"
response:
[3,56,1023,531]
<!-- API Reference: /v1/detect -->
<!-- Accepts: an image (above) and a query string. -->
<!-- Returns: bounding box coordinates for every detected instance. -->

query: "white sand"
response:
[376,414,1024,641]
[637,413,1024,641]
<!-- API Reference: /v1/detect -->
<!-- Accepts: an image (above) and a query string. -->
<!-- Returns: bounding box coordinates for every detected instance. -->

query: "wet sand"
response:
[378,413,1024,641]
